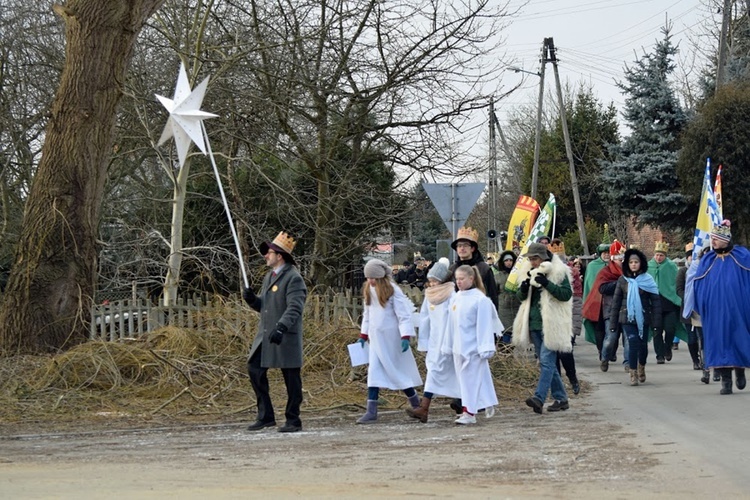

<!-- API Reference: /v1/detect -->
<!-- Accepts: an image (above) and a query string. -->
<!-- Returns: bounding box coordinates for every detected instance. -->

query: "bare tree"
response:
[243,0,509,284]
[0,0,165,354]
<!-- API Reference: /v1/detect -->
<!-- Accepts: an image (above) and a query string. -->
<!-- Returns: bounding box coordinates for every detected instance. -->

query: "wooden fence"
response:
[90,288,426,341]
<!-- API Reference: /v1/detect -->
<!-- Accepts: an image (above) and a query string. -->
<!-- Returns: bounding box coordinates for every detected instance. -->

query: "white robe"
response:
[417,291,460,398]
[449,288,498,414]
[361,285,423,390]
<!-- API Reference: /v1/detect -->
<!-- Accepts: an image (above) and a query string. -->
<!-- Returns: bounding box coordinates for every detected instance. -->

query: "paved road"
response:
[573,337,748,495]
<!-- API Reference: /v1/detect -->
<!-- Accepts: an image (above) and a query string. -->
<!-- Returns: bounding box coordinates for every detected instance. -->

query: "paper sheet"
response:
[347,342,370,366]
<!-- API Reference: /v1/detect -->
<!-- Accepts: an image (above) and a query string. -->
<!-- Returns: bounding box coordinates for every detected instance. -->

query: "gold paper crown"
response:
[629,244,640,250]
[413,252,425,260]
[271,231,297,254]
[685,242,694,253]
[548,241,566,256]
[654,241,669,254]
[456,226,479,244]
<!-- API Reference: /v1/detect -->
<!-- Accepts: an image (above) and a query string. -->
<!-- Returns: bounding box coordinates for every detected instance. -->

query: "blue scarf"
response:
[624,274,659,338]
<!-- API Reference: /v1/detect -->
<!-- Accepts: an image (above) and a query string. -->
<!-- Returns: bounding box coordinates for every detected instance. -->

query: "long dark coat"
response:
[248,265,307,368]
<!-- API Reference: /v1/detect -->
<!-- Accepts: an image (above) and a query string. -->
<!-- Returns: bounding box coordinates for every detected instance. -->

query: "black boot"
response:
[688,342,702,370]
[720,368,733,395]
[735,368,746,390]
[701,369,710,384]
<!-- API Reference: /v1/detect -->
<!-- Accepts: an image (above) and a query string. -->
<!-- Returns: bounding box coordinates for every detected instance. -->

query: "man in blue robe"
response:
[693,220,750,395]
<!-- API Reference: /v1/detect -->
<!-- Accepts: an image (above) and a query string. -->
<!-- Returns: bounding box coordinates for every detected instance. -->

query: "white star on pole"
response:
[156,62,218,168]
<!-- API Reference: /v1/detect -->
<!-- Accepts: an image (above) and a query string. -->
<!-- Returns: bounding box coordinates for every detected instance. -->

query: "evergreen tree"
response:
[602,27,688,230]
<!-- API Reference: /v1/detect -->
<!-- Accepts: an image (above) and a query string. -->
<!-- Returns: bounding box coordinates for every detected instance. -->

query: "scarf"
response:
[624,273,659,338]
[425,282,455,305]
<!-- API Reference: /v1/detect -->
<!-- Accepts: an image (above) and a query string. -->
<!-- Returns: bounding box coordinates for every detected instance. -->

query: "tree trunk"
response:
[0,0,165,354]
[163,159,191,306]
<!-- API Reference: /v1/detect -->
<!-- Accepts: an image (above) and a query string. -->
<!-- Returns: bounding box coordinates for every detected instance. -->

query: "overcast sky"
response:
[494,0,715,130]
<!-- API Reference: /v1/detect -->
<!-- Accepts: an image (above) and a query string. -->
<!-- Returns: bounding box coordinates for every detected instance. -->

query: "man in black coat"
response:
[448,226,498,309]
[243,231,308,433]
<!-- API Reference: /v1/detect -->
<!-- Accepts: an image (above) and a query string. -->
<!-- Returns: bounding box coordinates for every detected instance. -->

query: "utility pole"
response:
[548,38,589,256]
[717,0,732,89]
[487,96,499,254]
[531,40,547,201]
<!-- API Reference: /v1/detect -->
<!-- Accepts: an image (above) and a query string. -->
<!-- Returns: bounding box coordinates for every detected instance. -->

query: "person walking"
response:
[512,243,573,414]
[356,259,423,423]
[693,220,750,395]
[495,250,521,344]
[243,231,308,433]
[648,242,686,364]
[407,258,459,423]
[609,248,662,386]
[583,240,625,371]
[676,243,702,371]
[449,265,499,424]
[582,242,614,356]
[448,227,498,309]
[549,239,580,395]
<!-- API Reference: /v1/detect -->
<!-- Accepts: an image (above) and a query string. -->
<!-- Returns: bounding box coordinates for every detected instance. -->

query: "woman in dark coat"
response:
[609,248,662,387]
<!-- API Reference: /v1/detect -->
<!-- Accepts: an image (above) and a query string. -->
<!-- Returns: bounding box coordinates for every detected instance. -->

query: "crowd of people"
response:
[240,219,749,432]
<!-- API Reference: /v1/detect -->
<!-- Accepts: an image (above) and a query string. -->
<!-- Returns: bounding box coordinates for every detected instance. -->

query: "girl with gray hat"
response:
[406,258,460,423]
[356,259,423,424]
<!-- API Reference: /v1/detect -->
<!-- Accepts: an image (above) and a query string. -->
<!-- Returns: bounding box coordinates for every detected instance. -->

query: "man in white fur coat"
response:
[512,242,573,414]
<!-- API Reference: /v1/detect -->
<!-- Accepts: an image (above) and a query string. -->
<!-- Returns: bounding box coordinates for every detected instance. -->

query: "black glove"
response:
[242,287,256,305]
[520,279,531,294]
[534,274,549,287]
[269,323,288,345]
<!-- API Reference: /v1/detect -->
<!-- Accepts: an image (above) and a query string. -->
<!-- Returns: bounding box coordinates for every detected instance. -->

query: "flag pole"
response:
[202,121,249,289]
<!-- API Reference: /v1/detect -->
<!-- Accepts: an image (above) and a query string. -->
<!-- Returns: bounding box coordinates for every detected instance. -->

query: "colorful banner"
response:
[505,195,540,252]
[691,159,721,261]
[714,163,723,218]
[505,193,557,293]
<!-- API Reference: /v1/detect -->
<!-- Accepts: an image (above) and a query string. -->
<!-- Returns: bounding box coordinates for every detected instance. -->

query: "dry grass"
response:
[0,302,541,431]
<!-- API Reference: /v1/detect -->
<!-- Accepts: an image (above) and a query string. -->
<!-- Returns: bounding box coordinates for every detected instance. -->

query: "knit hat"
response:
[364,259,391,279]
[711,219,732,242]
[523,242,551,261]
[427,257,451,283]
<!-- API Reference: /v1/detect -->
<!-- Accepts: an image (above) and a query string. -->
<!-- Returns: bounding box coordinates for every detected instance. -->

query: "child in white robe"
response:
[449,265,499,425]
[356,259,423,424]
[407,258,459,423]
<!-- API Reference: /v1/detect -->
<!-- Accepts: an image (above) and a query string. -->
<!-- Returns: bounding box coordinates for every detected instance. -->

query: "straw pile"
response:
[0,300,544,429]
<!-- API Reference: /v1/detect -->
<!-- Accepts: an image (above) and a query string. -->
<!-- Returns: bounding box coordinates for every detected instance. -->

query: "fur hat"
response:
[364,259,391,279]
[711,219,732,242]
[427,257,451,283]
[451,226,479,250]
[260,231,297,264]
[523,242,551,261]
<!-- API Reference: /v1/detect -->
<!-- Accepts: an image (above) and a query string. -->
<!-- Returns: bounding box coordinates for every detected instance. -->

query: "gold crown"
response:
[548,241,565,256]
[271,231,297,254]
[413,251,423,260]
[629,244,640,250]
[456,226,479,244]
[654,241,669,254]
[685,242,694,253]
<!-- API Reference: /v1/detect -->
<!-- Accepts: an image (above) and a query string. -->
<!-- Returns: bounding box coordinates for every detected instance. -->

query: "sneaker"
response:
[547,400,569,412]
[455,412,476,425]
[600,360,609,372]
[713,371,721,382]
[656,357,665,365]
[484,406,496,418]
[525,396,543,414]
